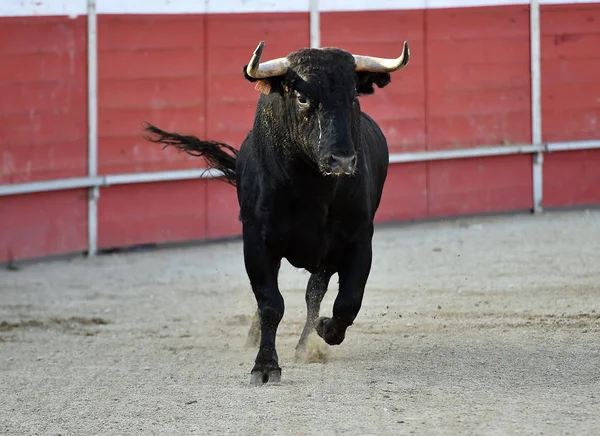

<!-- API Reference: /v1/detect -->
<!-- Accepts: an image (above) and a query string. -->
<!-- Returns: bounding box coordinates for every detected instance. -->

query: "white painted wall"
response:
[1,0,598,17]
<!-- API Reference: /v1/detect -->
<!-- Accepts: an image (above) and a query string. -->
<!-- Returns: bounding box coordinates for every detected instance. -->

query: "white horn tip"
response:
[402,41,410,67]
[254,40,265,55]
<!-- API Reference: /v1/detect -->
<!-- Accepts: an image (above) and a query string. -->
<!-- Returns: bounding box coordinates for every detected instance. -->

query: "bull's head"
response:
[242,41,409,176]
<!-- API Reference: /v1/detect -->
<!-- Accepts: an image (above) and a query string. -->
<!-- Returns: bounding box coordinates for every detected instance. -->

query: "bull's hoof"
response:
[316,317,347,345]
[250,347,281,386]
[250,368,281,386]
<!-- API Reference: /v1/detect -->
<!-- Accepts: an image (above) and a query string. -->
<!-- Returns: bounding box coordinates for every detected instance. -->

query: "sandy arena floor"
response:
[1,209,599,435]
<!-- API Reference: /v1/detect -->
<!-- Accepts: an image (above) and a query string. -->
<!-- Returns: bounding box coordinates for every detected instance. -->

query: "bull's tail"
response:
[143,123,238,187]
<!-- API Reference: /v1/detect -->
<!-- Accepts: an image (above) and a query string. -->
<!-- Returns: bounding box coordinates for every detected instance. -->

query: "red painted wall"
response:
[1,4,600,263]
[540,3,600,207]
[96,14,209,249]
[0,16,88,262]
[0,16,88,184]
[0,189,88,262]
[424,5,534,219]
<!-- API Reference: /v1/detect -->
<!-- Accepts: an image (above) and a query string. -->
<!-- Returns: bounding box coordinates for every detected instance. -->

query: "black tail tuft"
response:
[143,122,238,186]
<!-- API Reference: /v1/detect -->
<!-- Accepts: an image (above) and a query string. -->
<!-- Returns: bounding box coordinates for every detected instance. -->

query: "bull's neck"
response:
[251,127,322,185]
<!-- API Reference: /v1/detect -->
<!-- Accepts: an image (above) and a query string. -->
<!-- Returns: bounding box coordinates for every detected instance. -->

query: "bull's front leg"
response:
[242,224,284,386]
[295,268,333,361]
[317,227,373,346]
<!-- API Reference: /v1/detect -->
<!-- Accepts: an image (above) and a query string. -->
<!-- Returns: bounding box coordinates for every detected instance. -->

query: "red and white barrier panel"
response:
[1,0,599,262]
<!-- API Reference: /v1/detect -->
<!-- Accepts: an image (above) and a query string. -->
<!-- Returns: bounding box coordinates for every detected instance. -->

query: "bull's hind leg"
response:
[317,228,373,346]
[295,269,333,361]
[243,225,285,386]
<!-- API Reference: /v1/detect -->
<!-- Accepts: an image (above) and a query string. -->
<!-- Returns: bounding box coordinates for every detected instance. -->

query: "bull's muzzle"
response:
[329,154,357,175]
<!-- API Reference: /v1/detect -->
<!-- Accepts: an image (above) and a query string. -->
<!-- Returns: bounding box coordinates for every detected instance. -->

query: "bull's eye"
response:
[296,92,310,109]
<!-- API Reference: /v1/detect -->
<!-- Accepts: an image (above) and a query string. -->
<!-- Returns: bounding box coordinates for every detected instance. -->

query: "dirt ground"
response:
[1,209,599,436]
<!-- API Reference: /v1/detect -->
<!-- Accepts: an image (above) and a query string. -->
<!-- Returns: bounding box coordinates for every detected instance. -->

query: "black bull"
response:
[144,40,410,385]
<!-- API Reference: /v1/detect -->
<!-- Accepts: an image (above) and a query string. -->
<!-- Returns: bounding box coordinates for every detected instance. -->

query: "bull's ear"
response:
[356,72,391,95]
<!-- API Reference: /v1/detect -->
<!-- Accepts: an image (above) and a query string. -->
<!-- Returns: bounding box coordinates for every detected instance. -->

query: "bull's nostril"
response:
[330,154,357,174]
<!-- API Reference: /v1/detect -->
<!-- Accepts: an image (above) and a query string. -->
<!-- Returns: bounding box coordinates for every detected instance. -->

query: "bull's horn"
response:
[353,41,410,73]
[245,41,290,79]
